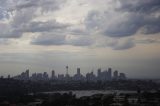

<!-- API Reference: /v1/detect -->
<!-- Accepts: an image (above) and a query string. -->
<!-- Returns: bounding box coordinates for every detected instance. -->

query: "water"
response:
[42,90,137,98]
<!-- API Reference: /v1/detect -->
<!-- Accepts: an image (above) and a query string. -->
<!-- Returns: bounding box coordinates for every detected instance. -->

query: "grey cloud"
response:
[118,0,160,13]
[31,33,93,47]
[15,0,38,10]
[135,39,160,44]
[85,0,160,37]
[67,36,93,46]
[112,38,135,50]
[103,13,144,37]
[85,10,143,37]
[116,0,160,35]
[85,11,102,31]
[70,29,89,35]
[39,0,62,13]
[0,38,10,44]
[96,37,135,50]
[0,0,65,38]
[11,8,36,27]
[0,0,11,19]
[1,29,22,38]
[23,21,69,33]
[0,8,10,20]
[0,8,35,38]
[141,17,160,34]
[31,34,66,46]
[14,0,65,13]
[0,23,22,38]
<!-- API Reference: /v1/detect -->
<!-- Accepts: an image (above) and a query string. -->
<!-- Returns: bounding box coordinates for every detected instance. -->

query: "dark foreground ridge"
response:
[0,89,160,106]
[0,78,160,105]
[0,78,159,95]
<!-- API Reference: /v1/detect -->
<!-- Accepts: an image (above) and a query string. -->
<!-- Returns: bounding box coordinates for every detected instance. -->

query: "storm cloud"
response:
[0,0,160,78]
[85,0,160,38]
[31,34,66,46]
[31,34,94,47]
[0,0,159,49]
[0,0,65,38]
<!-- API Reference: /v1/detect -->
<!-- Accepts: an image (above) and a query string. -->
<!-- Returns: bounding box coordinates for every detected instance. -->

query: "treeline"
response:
[0,78,159,97]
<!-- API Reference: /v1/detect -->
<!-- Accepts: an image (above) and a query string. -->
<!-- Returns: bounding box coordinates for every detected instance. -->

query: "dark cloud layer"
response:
[118,0,160,14]
[31,34,66,46]
[85,0,160,38]
[0,0,160,50]
[0,0,65,38]
[112,39,135,50]
[22,21,69,33]
[117,0,160,35]
[31,34,94,47]
[103,13,143,37]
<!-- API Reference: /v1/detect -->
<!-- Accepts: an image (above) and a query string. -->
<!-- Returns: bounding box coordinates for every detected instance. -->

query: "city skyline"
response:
[0,0,160,79]
[2,66,122,77]
[12,67,127,81]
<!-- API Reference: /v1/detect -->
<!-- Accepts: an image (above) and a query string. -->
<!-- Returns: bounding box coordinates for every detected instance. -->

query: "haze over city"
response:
[0,0,160,79]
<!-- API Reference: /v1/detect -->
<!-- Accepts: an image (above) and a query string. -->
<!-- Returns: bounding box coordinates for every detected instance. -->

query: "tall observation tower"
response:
[65,66,69,81]
[66,66,69,76]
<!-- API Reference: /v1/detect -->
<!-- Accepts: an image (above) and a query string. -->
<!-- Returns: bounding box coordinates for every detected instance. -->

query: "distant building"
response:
[73,68,84,81]
[43,72,49,80]
[65,66,70,81]
[97,68,101,80]
[7,75,10,79]
[31,73,37,80]
[58,74,65,80]
[113,70,118,80]
[51,70,56,79]
[108,68,112,80]
[26,69,29,79]
[36,73,43,80]
[86,71,96,82]
[77,68,80,75]
[119,73,126,80]
[12,67,127,82]
[0,76,4,79]
[66,66,69,76]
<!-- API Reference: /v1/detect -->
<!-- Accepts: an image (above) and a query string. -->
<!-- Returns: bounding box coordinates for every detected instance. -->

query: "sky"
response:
[0,0,160,78]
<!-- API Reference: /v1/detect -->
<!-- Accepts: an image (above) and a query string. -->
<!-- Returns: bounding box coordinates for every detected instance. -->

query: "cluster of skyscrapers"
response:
[13,66,126,81]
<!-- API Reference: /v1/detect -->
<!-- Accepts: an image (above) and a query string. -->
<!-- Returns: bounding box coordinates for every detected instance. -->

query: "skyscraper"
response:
[113,70,118,80]
[66,66,69,76]
[65,66,70,81]
[97,68,101,77]
[26,69,29,79]
[97,68,101,80]
[119,73,126,80]
[77,68,80,75]
[108,68,112,80]
[73,67,85,81]
[43,72,49,80]
[51,70,55,79]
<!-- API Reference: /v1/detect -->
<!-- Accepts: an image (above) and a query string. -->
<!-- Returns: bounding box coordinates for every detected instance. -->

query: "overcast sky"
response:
[0,0,160,78]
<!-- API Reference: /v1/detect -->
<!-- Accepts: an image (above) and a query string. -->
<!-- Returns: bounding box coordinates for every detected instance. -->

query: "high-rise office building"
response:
[66,66,68,75]
[86,71,96,82]
[26,69,29,79]
[58,74,65,80]
[37,73,43,80]
[52,70,55,79]
[113,70,118,80]
[73,67,84,81]
[108,68,112,80]
[119,73,126,80]
[97,68,101,78]
[43,72,49,80]
[77,68,80,75]
[8,75,10,79]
